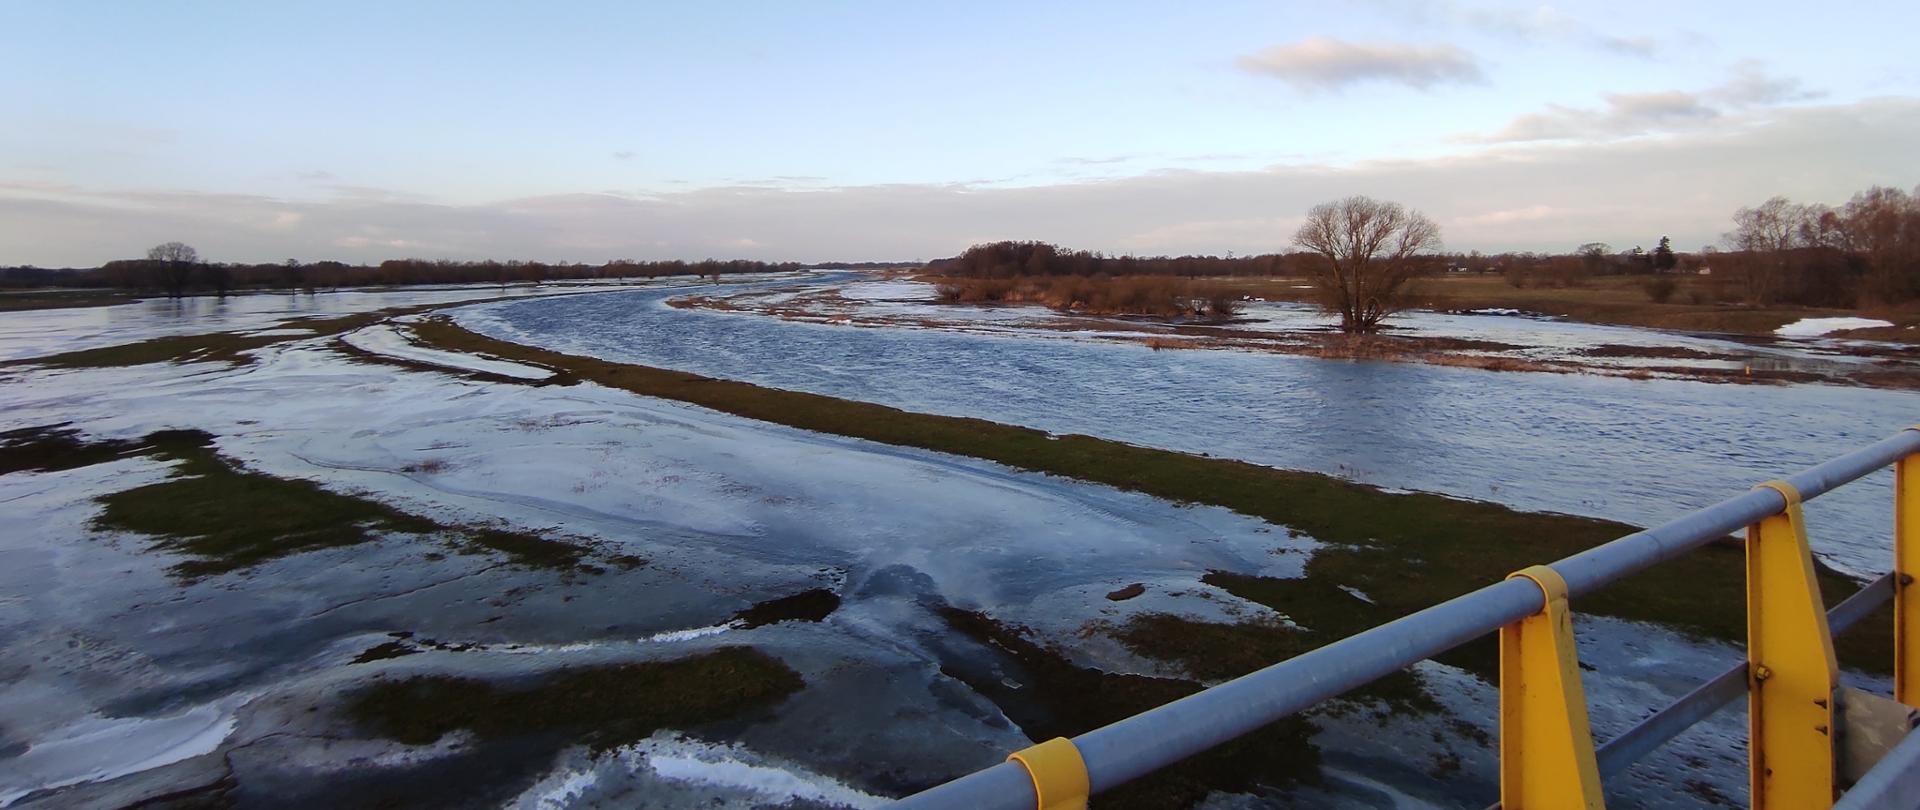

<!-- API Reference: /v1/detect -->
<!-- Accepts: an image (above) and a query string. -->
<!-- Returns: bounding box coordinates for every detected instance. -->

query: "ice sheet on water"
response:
[341,323,554,380]
[0,700,240,807]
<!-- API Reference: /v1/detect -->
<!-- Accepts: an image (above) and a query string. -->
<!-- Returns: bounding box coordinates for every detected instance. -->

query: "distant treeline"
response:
[927,241,1331,278]
[934,183,1920,309]
[0,257,917,295]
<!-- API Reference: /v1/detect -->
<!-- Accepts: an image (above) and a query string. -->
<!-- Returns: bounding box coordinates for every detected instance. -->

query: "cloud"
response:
[296,170,336,182]
[2,99,1914,265]
[1365,0,1666,57]
[1454,205,1561,227]
[1236,36,1485,92]
[1478,63,1821,143]
[612,150,636,160]
[1054,155,1135,166]
[1710,60,1823,106]
[1485,91,1719,142]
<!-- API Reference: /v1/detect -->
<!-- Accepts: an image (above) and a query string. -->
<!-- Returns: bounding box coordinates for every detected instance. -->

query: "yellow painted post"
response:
[1747,480,1838,809]
[1006,737,1089,810]
[1898,450,1920,707]
[1499,565,1605,810]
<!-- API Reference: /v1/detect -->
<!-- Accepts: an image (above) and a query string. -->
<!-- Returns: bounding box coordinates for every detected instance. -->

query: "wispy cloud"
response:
[1236,36,1485,92]
[1054,155,1135,166]
[612,150,636,160]
[1365,0,1670,57]
[1476,62,1823,142]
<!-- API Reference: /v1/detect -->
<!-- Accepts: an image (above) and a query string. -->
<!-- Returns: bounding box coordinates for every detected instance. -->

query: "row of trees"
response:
[0,247,854,297]
[1723,185,1920,307]
[928,241,1340,278]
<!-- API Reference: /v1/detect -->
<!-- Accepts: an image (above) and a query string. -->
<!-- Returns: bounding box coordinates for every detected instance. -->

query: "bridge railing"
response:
[894,427,1920,810]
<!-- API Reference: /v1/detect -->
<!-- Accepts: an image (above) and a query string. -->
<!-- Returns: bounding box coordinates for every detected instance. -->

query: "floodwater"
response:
[462,274,1920,577]
[2,272,1910,809]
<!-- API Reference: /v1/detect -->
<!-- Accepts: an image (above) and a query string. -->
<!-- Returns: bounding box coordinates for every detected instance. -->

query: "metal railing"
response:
[895,427,1920,810]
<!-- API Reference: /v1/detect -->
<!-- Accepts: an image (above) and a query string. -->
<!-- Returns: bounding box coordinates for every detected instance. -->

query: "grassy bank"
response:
[0,289,137,312]
[413,316,1896,676]
[347,646,803,750]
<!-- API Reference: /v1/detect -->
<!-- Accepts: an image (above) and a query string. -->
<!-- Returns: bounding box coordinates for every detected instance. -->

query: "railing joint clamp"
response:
[1753,479,1802,509]
[1506,564,1569,610]
[1007,737,1089,810]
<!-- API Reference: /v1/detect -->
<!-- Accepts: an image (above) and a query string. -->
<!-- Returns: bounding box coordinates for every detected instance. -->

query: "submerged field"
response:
[1,272,1915,809]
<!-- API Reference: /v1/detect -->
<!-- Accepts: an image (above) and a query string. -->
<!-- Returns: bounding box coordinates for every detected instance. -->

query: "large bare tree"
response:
[146,241,200,298]
[1292,196,1441,333]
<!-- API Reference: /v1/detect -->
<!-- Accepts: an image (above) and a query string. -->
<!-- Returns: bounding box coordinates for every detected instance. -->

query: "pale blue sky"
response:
[2,1,1916,264]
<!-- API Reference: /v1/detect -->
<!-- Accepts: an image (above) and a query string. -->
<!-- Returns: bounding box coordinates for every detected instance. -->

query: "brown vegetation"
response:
[931,275,1241,321]
[931,240,1307,278]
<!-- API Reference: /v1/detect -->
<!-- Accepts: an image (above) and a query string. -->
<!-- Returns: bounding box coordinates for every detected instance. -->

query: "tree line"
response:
[1720,185,1920,307]
[0,250,911,297]
[928,241,1336,278]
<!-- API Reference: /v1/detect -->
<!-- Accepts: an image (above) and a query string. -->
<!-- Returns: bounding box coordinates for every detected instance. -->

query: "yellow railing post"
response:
[1500,565,1605,810]
[1897,450,1920,707]
[1747,480,1838,809]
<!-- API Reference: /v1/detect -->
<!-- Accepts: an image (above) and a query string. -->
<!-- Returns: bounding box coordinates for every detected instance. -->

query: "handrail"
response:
[894,428,1920,809]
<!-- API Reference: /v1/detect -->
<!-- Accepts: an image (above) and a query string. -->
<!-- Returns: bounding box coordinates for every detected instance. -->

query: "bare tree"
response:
[1292,196,1442,333]
[1724,197,1810,305]
[1843,186,1920,303]
[146,242,200,298]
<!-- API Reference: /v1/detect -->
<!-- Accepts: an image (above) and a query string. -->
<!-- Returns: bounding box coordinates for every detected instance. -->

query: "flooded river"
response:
[461,274,1920,577]
[3,273,1912,809]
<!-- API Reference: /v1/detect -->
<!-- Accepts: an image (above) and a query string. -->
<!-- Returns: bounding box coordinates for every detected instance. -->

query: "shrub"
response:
[1643,277,1679,304]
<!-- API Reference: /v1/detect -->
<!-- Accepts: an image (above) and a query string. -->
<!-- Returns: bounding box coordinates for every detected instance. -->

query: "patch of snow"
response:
[242,328,314,337]
[342,324,553,380]
[1775,317,1894,337]
[1337,585,1374,605]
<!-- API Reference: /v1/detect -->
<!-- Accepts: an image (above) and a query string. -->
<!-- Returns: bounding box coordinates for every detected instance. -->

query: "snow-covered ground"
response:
[1776,316,1896,337]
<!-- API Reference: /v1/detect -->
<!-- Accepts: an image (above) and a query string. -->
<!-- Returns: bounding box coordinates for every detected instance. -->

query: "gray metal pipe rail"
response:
[1593,572,1895,780]
[894,429,1920,809]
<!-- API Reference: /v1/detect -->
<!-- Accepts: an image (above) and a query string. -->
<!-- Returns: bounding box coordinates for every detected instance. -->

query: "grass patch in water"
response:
[93,430,441,578]
[732,588,841,628]
[351,641,421,664]
[346,646,802,749]
[76,428,604,578]
[457,527,593,572]
[416,316,1896,674]
[939,608,1319,809]
[9,304,453,370]
[17,331,294,369]
[0,423,148,474]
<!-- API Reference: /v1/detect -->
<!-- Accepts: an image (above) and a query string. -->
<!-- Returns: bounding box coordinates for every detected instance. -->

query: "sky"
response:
[1,0,1917,266]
